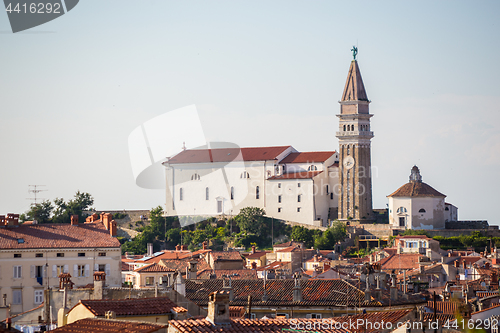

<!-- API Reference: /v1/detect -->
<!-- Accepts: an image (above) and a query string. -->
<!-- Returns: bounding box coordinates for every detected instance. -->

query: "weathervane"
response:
[351,46,358,60]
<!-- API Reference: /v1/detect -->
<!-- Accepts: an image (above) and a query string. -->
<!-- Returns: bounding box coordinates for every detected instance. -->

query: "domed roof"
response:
[387,181,446,198]
[387,165,446,198]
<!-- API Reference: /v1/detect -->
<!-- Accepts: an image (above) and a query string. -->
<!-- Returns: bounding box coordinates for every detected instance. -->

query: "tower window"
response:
[256,186,260,199]
[397,207,407,214]
[241,171,250,179]
[343,125,346,131]
[230,187,234,200]
[206,187,209,201]
[179,188,183,201]
[297,183,301,188]
[307,165,318,171]
[347,146,350,155]
[419,208,426,213]
[278,195,282,203]
[191,173,200,181]
[297,207,301,212]
[278,207,282,213]
[278,183,281,188]
[326,185,329,194]
[297,194,301,203]
[330,193,334,200]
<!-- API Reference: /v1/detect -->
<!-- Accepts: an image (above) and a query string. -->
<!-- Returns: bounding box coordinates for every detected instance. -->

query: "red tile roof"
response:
[185,279,387,307]
[134,262,175,273]
[209,251,243,261]
[78,297,178,316]
[244,251,269,259]
[196,269,258,280]
[0,222,120,249]
[378,253,423,271]
[168,318,346,333]
[256,261,291,271]
[268,171,323,180]
[160,257,211,273]
[273,241,303,248]
[51,318,166,332]
[388,181,446,198]
[280,152,336,164]
[167,146,292,164]
[426,301,460,314]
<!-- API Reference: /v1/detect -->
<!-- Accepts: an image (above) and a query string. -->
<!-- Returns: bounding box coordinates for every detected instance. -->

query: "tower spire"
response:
[341,60,369,102]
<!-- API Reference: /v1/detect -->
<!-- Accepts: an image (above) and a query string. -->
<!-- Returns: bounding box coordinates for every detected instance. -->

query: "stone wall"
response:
[445,220,489,230]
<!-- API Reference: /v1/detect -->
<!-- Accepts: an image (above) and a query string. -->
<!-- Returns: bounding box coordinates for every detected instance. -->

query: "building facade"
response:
[0,214,121,314]
[162,58,376,226]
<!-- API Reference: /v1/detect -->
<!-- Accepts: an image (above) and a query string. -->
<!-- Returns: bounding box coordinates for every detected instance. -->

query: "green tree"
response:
[52,191,94,223]
[23,200,53,223]
[314,221,347,250]
[235,207,266,236]
[291,226,314,248]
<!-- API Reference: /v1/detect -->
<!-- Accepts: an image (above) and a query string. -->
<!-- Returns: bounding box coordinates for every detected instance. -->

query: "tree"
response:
[52,191,94,223]
[235,207,266,236]
[314,221,347,250]
[23,200,53,223]
[291,226,314,248]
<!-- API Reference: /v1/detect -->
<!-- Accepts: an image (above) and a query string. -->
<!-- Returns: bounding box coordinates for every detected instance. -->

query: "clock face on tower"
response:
[344,156,355,170]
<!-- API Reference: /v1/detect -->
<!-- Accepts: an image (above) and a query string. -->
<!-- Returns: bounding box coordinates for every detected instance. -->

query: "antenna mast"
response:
[27,185,47,206]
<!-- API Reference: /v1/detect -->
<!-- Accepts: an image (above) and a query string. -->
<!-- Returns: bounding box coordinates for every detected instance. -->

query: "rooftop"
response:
[50,318,167,333]
[388,181,446,198]
[279,152,336,164]
[0,222,120,249]
[166,146,292,164]
[78,297,179,316]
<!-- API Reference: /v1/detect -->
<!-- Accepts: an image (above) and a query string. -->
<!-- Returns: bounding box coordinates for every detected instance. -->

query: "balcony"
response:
[336,131,374,137]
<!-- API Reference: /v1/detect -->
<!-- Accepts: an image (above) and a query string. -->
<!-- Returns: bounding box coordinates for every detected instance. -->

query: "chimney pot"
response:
[147,243,153,256]
[70,215,79,226]
[251,245,256,254]
[109,220,117,237]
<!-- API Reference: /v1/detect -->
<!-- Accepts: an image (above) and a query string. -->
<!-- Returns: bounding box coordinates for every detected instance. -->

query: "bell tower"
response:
[336,49,374,222]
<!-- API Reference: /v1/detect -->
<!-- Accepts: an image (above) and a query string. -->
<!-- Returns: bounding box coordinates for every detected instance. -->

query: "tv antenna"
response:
[27,185,47,206]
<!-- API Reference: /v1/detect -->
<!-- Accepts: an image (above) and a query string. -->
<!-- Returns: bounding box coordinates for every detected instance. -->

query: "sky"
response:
[0,1,499,225]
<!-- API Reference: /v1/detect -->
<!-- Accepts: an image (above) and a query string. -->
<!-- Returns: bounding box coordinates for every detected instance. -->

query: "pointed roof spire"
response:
[341,60,369,102]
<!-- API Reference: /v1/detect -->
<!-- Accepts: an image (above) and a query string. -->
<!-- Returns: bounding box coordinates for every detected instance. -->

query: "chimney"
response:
[365,275,372,301]
[448,252,452,257]
[454,260,460,268]
[147,243,153,257]
[251,262,257,270]
[181,244,188,251]
[175,244,181,251]
[485,262,491,269]
[93,272,105,300]
[314,254,318,262]
[70,215,78,226]
[188,260,198,279]
[102,213,112,230]
[203,241,207,250]
[105,311,116,319]
[492,271,498,284]
[6,213,19,226]
[0,215,5,226]
[462,261,466,269]
[390,274,398,301]
[109,220,117,237]
[292,275,302,302]
[206,291,231,326]
[251,245,256,254]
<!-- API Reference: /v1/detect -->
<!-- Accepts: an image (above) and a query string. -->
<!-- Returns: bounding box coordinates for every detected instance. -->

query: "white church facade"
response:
[162,56,375,227]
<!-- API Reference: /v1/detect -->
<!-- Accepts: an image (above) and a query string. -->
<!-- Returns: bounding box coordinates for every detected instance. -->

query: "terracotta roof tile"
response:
[51,318,166,332]
[273,241,303,248]
[244,251,269,259]
[196,269,257,279]
[79,297,178,316]
[209,251,243,261]
[167,146,292,164]
[256,261,291,271]
[160,257,211,273]
[426,301,459,314]
[0,222,120,249]
[134,262,175,273]
[388,182,446,198]
[279,152,336,164]
[378,254,423,271]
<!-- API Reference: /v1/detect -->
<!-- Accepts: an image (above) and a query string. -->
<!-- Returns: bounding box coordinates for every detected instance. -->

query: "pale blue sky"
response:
[1,1,499,224]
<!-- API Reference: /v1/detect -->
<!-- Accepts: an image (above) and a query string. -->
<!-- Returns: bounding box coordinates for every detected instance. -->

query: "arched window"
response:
[347,146,350,155]
[326,185,329,194]
[396,207,407,214]
[179,188,183,201]
[240,171,250,179]
[445,207,449,211]
[343,125,346,131]
[419,208,426,213]
[307,165,318,171]
[278,195,282,203]
[256,186,260,199]
[191,173,200,181]
[206,187,209,201]
[230,187,234,200]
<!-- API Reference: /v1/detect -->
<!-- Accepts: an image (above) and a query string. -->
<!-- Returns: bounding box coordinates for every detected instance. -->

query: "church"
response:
[162,55,375,227]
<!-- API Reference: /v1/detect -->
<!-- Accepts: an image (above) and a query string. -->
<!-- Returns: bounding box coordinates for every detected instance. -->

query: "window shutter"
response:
[64,265,69,274]
[84,264,90,277]
[73,264,78,277]
[94,264,99,272]
[105,264,111,277]
[13,266,16,278]
[30,265,35,278]
[42,265,47,278]
[19,266,22,278]
[52,265,57,278]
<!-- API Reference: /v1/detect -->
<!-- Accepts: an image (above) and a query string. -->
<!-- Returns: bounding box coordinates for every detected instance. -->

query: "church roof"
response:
[280,151,336,164]
[387,181,446,198]
[166,146,292,164]
[341,60,369,102]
